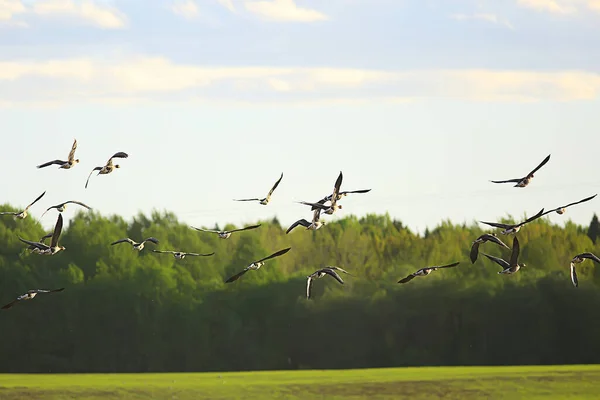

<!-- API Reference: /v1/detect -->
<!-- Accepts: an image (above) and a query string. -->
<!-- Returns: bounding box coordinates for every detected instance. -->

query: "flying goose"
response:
[569,252,600,288]
[0,191,46,219]
[152,250,215,260]
[311,173,371,210]
[490,154,551,188]
[318,189,372,205]
[300,172,344,215]
[2,288,65,310]
[397,262,461,284]
[234,172,283,205]
[111,237,159,251]
[470,233,511,264]
[480,208,545,235]
[306,267,349,299]
[26,232,53,254]
[481,236,524,274]
[286,208,325,234]
[191,224,261,239]
[542,194,597,216]
[41,200,92,217]
[225,247,291,283]
[36,139,79,169]
[18,213,65,256]
[85,151,129,189]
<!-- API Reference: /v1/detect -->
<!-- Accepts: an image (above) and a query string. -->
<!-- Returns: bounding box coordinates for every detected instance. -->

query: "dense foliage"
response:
[0,206,599,373]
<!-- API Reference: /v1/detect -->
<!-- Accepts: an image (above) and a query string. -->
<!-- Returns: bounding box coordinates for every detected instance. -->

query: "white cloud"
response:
[516,0,578,14]
[217,0,236,12]
[32,0,127,28]
[450,13,514,29]
[0,0,25,22]
[1,56,599,106]
[244,0,327,22]
[170,0,199,19]
[588,0,600,11]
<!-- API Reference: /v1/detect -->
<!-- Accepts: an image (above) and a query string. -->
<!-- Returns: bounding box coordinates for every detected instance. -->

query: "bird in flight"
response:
[569,252,600,288]
[234,172,283,205]
[490,154,551,188]
[41,200,92,217]
[481,236,524,275]
[299,171,344,215]
[190,224,261,239]
[225,247,291,283]
[85,151,129,188]
[479,208,545,235]
[397,262,461,284]
[470,233,510,264]
[542,194,597,216]
[2,288,65,310]
[36,139,79,170]
[286,208,325,234]
[111,237,159,251]
[0,191,46,220]
[152,250,215,260]
[19,213,66,256]
[306,266,350,299]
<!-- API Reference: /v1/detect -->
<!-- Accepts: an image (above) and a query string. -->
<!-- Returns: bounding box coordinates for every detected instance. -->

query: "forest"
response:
[1,204,599,373]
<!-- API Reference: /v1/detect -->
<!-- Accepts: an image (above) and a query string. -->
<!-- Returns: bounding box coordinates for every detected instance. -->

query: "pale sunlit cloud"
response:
[450,13,515,29]
[1,56,599,106]
[217,0,236,12]
[0,0,25,23]
[170,0,199,19]
[32,0,127,28]
[516,0,578,14]
[244,0,327,22]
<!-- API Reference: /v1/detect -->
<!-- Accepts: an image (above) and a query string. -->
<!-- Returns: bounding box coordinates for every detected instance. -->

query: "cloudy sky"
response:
[1,0,599,233]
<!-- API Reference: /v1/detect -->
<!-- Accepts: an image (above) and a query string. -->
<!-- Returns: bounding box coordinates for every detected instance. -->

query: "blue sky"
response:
[1,0,599,234]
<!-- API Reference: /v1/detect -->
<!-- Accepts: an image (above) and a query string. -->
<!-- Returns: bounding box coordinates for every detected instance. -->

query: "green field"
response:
[0,365,599,399]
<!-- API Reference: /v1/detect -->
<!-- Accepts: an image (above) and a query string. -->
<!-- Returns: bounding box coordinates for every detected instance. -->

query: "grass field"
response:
[0,365,599,399]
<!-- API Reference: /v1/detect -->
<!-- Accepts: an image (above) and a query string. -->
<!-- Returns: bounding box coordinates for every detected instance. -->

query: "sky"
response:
[1,0,600,234]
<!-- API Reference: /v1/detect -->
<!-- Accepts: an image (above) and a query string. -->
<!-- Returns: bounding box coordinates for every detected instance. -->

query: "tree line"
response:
[0,204,599,372]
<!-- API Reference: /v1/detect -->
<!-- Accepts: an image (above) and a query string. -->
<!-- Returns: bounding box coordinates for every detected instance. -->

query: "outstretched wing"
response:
[152,250,175,254]
[266,172,284,199]
[254,247,292,264]
[1,299,19,310]
[190,226,220,234]
[67,139,78,163]
[438,261,460,269]
[560,194,598,211]
[233,198,260,202]
[111,238,134,246]
[142,237,159,245]
[490,178,522,184]
[108,152,129,164]
[331,171,343,204]
[526,154,551,178]
[36,160,66,169]
[306,276,313,299]
[19,237,49,250]
[470,242,480,264]
[0,211,17,216]
[227,224,261,233]
[486,234,511,249]
[85,167,102,188]
[225,268,250,283]
[519,208,545,226]
[50,214,64,248]
[340,189,371,195]
[570,263,578,288]
[64,200,92,210]
[25,191,46,211]
[481,253,510,270]
[185,252,215,257]
[577,252,600,263]
[299,201,329,210]
[322,268,344,284]
[397,274,417,284]
[286,219,310,234]
[36,288,65,294]
[479,221,513,230]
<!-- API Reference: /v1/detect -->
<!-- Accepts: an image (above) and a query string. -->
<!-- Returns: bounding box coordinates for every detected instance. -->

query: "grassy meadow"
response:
[0,365,599,399]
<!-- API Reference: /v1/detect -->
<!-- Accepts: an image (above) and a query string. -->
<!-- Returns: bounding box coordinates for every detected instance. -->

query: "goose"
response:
[481,236,524,274]
[480,208,545,235]
[569,252,600,288]
[2,288,64,310]
[542,194,597,216]
[85,151,129,188]
[41,200,92,217]
[18,213,65,256]
[286,208,325,234]
[318,189,372,204]
[306,267,349,299]
[225,247,291,283]
[111,237,159,251]
[234,172,283,205]
[300,171,344,215]
[153,250,215,260]
[191,224,261,239]
[26,232,53,254]
[36,139,79,169]
[470,233,511,264]
[0,191,46,220]
[397,262,461,284]
[490,154,551,188]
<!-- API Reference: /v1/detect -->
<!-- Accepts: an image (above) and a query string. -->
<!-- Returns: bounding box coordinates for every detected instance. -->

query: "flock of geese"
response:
[1,142,599,310]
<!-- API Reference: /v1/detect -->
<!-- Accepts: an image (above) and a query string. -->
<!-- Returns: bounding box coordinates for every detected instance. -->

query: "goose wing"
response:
[108,152,129,163]
[185,252,215,257]
[481,253,510,270]
[518,208,545,227]
[152,250,175,254]
[470,241,481,264]
[111,238,135,246]
[509,237,520,267]
[526,154,551,178]
[50,214,64,248]
[19,237,49,251]
[142,237,159,245]
[36,160,67,169]
[576,252,600,263]
[85,167,102,188]
[553,194,598,213]
[40,205,58,218]
[486,234,511,249]
[1,299,19,310]
[570,262,578,288]
[437,261,461,269]
[479,221,514,229]
[63,201,92,210]
[397,273,417,284]
[266,172,284,199]
[225,268,250,283]
[0,211,17,216]
[227,224,261,233]
[253,247,292,264]
[340,189,371,195]
[233,198,260,202]
[190,226,220,234]
[24,191,46,211]
[298,201,329,210]
[331,171,343,204]
[328,266,351,275]
[322,268,344,284]
[39,232,54,243]
[35,288,65,294]
[490,178,522,184]
[67,139,78,163]
[286,219,310,234]
[306,276,313,299]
